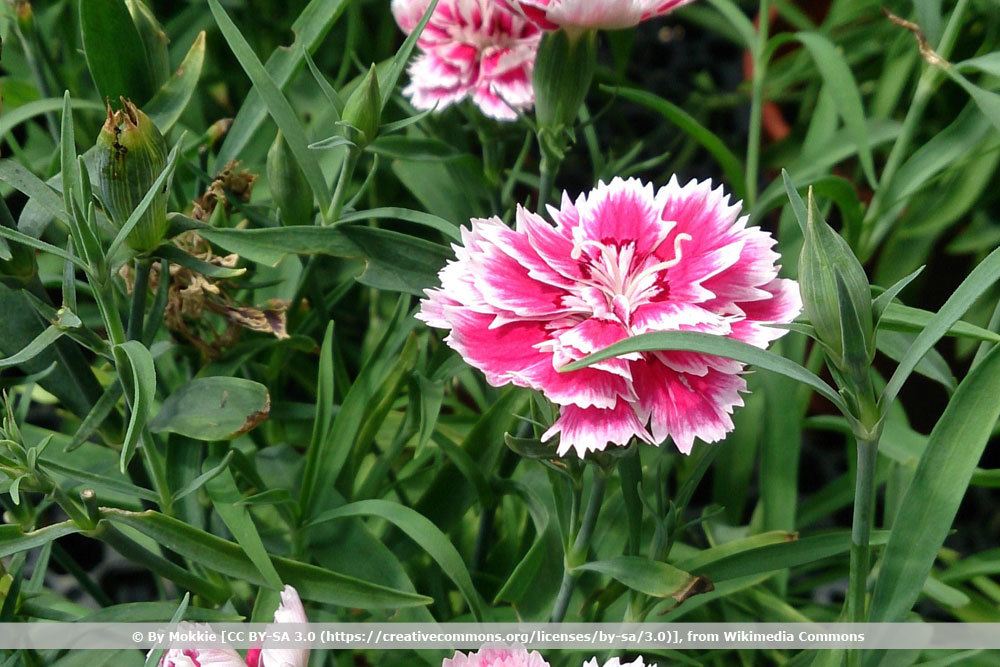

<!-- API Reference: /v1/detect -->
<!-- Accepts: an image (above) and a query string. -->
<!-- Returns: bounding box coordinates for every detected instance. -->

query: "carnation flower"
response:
[443,646,551,667]
[583,658,656,667]
[160,586,308,667]
[418,177,801,457]
[499,0,694,31]
[246,586,310,667]
[392,0,542,120]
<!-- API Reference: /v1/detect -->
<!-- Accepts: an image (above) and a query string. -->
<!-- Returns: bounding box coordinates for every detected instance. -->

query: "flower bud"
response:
[798,189,874,373]
[125,0,171,91]
[14,1,34,32]
[95,99,169,252]
[533,29,597,161]
[341,65,381,147]
[267,131,313,226]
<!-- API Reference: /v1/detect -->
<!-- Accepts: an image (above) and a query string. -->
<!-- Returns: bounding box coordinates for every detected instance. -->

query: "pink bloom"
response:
[246,586,310,667]
[392,0,541,120]
[583,659,655,667]
[418,177,801,457]
[444,647,551,667]
[161,587,308,667]
[499,0,694,31]
[159,625,245,667]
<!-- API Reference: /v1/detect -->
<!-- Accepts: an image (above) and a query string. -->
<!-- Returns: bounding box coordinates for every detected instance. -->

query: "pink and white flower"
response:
[499,0,695,31]
[246,586,310,667]
[160,586,308,667]
[583,658,656,667]
[418,177,801,457]
[392,0,542,120]
[443,646,551,667]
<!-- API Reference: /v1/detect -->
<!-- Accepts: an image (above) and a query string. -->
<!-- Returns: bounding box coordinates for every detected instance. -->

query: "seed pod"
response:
[125,0,171,91]
[267,131,313,226]
[95,99,169,253]
[798,189,874,373]
[341,65,382,147]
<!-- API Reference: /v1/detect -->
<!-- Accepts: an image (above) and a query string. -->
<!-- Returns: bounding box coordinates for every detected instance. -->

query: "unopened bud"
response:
[95,99,169,252]
[267,131,313,226]
[126,0,171,91]
[798,189,874,373]
[341,65,382,146]
[533,29,597,161]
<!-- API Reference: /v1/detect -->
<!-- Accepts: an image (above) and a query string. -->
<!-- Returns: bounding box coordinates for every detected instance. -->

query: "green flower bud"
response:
[798,189,874,374]
[125,0,171,91]
[267,131,313,226]
[341,65,382,147]
[95,99,169,253]
[533,29,598,161]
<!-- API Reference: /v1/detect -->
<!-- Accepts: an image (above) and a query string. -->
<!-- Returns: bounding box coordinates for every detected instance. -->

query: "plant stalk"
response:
[127,258,152,341]
[550,469,607,622]
[848,435,879,626]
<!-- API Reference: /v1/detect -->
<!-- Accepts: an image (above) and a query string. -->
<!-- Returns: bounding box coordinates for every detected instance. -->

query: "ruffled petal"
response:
[631,359,746,454]
[543,401,650,457]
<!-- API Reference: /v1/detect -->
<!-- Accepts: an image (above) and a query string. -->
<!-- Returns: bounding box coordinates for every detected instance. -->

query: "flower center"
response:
[571,231,692,323]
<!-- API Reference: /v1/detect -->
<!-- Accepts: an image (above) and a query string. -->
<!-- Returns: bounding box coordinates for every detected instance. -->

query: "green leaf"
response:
[0,225,86,271]
[208,0,332,210]
[695,530,889,582]
[603,85,745,197]
[38,457,158,503]
[675,531,799,572]
[796,32,876,187]
[112,341,157,473]
[170,215,450,296]
[881,245,1000,409]
[576,556,707,602]
[171,451,235,502]
[0,326,64,370]
[310,499,486,620]
[0,98,103,142]
[705,0,758,50]
[0,521,82,559]
[150,376,270,441]
[144,594,189,667]
[79,0,155,103]
[153,244,247,279]
[338,207,460,242]
[206,468,283,590]
[945,68,1000,132]
[0,160,70,227]
[145,32,207,133]
[878,302,1000,343]
[868,344,1000,623]
[876,331,956,392]
[216,0,350,166]
[562,330,848,414]
[101,509,431,609]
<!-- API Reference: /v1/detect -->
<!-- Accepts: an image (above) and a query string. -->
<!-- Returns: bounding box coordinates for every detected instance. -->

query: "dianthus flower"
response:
[443,647,551,667]
[418,177,801,457]
[392,0,541,120]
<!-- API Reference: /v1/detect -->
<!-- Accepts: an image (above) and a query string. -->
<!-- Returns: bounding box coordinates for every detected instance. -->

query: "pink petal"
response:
[543,402,651,457]
[631,359,746,454]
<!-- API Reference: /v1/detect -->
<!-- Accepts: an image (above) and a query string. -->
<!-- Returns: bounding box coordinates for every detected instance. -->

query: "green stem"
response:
[745,0,771,207]
[847,435,879,627]
[550,469,608,622]
[860,0,970,256]
[538,154,559,209]
[127,258,151,341]
[326,151,359,224]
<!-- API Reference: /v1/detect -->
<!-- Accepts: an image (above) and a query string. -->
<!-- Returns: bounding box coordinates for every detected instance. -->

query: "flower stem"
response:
[326,151,359,224]
[538,155,558,210]
[127,258,151,342]
[848,434,879,626]
[550,469,607,622]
